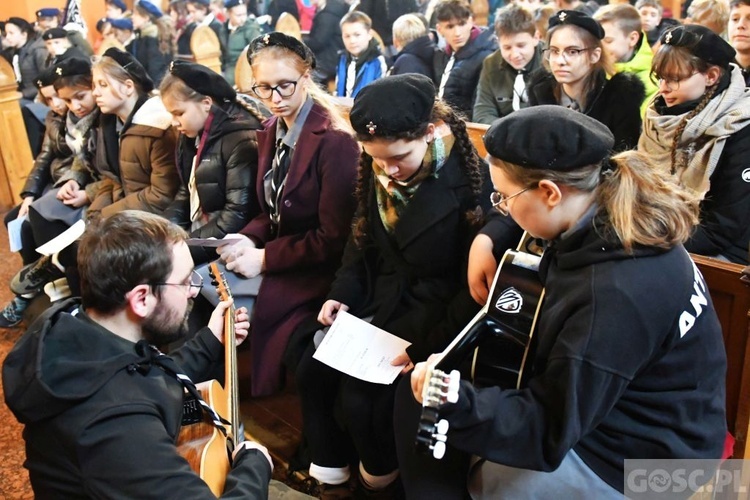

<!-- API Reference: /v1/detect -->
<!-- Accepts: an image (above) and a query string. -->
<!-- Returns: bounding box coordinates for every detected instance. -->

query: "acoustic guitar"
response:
[177,263,242,495]
[415,242,545,459]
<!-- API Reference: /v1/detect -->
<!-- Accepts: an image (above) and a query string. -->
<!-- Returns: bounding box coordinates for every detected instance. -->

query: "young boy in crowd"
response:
[594,4,658,114]
[729,0,750,84]
[390,13,436,81]
[335,10,387,98]
[473,4,542,124]
[434,0,498,120]
[42,27,88,64]
[636,0,681,47]
[685,0,731,35]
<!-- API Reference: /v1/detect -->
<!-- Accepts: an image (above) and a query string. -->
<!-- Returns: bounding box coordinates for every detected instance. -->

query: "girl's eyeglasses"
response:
[490,186,535,216]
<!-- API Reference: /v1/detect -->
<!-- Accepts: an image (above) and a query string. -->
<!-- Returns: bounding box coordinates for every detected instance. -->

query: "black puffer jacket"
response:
[434,27,498,120]
[130,23,170,85]
[527,69,645,151]
[21,111,73,199]
[305,0,348,81]
[391,35,437,82]
[165,99,264,239]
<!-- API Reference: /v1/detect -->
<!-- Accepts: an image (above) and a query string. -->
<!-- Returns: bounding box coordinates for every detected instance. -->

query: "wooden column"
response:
[0,57,34,209]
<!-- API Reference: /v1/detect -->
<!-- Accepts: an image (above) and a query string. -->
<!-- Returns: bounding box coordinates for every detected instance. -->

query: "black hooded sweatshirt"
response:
[2,300,271,498]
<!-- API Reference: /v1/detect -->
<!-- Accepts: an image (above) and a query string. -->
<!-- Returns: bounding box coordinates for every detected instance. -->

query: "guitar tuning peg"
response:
[446,370,460,403]
[432,441,446,460]
[210,279,219,286]
[436,419,449,436]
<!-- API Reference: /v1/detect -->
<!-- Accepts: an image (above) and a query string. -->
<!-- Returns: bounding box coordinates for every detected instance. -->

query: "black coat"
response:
[327,150,493,362]
[21,111,73,199]
[434,28,498,120]
[527,69,645,151]
[304,0,348,81]
[2,300,272,498]
[130,26,170,84]
[390,35,437,82]
[165,101,263,240]
[357,0,419,46]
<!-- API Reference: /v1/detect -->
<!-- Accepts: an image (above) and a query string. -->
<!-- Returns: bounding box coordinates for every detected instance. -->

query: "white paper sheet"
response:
[186,237,244,248]
[7,215,27,253]
[313,311,411,384]
[36,219,86,256]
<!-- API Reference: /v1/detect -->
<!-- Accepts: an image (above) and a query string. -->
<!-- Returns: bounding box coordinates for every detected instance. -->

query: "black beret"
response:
[108,17,133,30]
[350,74,435,137]
[6,17,32,33]
[169,60,236,102]
[225,0,243,7]
[109,0,127,10]
[53,57,92,79]
[35,65,58,88]
[247,32,316,70]
[103,47,155,93]
[548,10,604,40]
[36,8,61,18]
[137,0,164,18]
[660,25,736,70]
[42,27,68,40]
[484,105,614,170]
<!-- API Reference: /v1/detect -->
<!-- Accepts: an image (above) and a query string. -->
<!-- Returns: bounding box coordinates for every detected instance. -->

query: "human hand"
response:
[410,353,442,404]
[317,300,349,326]
[62,189,89,207]
[391,351,414,375]
[217,234,255,261]
[467,233,497,305]
[224,247,264,278]
[18,196,34,218]
[56,180,80,201]
[233,440,273,471]
[233,306,250,345]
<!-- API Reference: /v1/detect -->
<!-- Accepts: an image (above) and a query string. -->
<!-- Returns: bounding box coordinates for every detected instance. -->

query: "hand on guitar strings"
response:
[392,351,415,375]
[410,353,442,404]
[467,233,498,304]
[233,440,274,471]
[207,299,250,345]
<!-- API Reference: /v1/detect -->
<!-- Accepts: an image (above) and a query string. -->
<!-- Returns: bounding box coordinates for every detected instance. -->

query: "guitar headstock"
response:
[208,262,233,302]
[415,367,460,459]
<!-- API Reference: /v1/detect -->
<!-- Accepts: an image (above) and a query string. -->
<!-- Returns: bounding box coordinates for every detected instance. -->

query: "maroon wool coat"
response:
[240,103,359,396]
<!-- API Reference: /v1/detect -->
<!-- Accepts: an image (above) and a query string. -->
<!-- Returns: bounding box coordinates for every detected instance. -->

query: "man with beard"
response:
[2,210,273,498]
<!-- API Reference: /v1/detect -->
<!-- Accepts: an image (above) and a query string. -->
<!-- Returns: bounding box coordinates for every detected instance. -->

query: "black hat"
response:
[6,17,33,34]
[103,47,155,93]
[548,10,604,40]
[108,17,133,30]
[109,0,128,10]
[168,60,236,102]
[484,106,614,170]
[224,0,243,8]
[53,57,92,79]
[247,32,316,69]
[660,25,736,70]
[36,8,61,18]
[137,0,164,18]
[35,65,58,88]
[350,74,435,137]
[42,27,68,40]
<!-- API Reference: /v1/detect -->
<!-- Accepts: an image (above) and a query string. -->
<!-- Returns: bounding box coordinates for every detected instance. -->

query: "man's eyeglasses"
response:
[490,186,535,216]
[153,269,204,293]
[251,76,302,99]
[543,46,593,62]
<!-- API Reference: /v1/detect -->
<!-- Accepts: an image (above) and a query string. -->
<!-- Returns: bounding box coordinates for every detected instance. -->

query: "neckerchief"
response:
[374,122,455,234]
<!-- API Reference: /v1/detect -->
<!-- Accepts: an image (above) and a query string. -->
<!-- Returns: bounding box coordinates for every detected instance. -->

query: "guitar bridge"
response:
[182,393,203,425]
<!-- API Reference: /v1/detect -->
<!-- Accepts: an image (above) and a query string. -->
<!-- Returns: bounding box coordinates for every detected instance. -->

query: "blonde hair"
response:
[687,0,730,34]
[93,56,150,98]
[495,150,700,251]
[249,46,353,134]
[594,4,643,36]
[393,14,428,47]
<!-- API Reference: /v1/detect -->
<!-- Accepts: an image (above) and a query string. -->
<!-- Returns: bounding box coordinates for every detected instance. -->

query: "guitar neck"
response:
[224,305,241,448]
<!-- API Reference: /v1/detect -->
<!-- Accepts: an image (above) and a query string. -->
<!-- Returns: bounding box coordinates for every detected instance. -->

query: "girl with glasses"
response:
[398,105,727,499]
[214,32,359,397]
[159,60,266,265]
[527,10,645,150]
[639,25,750,264]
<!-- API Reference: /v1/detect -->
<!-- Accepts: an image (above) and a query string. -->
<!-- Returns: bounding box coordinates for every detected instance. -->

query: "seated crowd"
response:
[0,0,748,498]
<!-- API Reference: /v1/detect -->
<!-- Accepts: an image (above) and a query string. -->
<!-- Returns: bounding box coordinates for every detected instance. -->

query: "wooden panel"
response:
[692,254,750,459]
[0,57,34,209]
[276,12,302,41]
[191,26,222,75]
[235,46,253,92]
[467,121,489,159]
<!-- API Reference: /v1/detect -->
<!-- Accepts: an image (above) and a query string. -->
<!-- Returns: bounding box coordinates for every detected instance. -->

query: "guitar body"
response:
[176,380,230,496]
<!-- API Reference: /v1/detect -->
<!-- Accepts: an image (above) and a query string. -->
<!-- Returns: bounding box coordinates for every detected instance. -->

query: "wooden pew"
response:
[191,25,222,75]
[275,12,302,41]
[235,46,253,93]
[0,57,34,208]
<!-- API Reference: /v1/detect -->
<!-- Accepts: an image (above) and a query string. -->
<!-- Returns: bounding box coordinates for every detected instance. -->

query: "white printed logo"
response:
[742,168,750,183]
[495,287,523,314]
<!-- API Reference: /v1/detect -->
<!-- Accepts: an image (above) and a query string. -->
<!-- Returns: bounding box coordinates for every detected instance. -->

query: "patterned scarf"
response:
[638,66,750,195]
[374,122,455,234]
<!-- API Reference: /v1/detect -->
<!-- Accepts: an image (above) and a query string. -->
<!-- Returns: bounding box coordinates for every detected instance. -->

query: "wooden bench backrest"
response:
[275,12,302,41]
[191,25,222,75]
[235,45,254,92]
